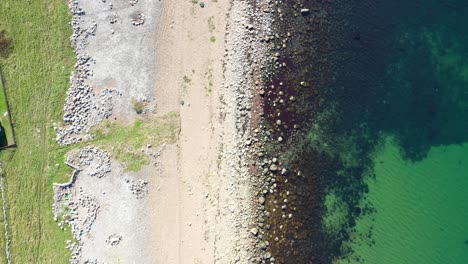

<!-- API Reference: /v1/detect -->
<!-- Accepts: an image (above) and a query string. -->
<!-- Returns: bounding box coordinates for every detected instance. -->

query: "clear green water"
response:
[337,138,468,264]
[317,1,468,263]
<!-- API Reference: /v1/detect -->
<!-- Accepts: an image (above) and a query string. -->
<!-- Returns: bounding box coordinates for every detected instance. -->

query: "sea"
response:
[266,0,468,263]
[319,1,468,263]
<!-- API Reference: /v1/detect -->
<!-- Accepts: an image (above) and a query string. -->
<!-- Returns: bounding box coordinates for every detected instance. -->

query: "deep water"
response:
[264,0,468,263]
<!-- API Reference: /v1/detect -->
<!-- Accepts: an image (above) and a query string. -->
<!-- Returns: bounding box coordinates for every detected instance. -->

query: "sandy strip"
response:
[151,0,261,262]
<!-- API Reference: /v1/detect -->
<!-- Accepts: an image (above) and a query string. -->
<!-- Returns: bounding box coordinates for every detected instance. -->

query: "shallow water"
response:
[321,0,468,263]
[262,0,468,262]
[336,139,468,264]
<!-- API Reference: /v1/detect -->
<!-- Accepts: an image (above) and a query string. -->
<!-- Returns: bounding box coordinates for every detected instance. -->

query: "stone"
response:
[258,196,265,205]
[269,164,278,172]
[301,9,310,15]
[250,227,258,236]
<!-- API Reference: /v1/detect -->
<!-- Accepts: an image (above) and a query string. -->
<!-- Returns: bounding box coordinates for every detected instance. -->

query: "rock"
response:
[269,164,278,172]
[258,196,265,205]
[250,227,259,236]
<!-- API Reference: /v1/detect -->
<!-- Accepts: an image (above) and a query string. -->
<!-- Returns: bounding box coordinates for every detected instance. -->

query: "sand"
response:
[151,0,260,262]
[54,0,265,263]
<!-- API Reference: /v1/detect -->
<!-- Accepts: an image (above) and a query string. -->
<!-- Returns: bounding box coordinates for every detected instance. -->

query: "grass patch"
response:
[183,75,192,84]
[90,112,180,171]
[0,1,76,263]
[131,98,144,114]
[208,16,216,33]
[210,36,216,43]
[0,30,13,58]
[204,67,214,94]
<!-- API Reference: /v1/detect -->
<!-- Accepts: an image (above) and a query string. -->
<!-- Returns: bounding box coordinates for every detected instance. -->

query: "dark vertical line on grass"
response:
[0,64,17,149]
[0,168,11,264]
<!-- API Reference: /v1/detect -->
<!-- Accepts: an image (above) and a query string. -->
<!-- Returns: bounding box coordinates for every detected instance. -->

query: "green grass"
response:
[0,1,76,262]
[90,113,180,171]
[0,68,15,147]
[0,2,182,262]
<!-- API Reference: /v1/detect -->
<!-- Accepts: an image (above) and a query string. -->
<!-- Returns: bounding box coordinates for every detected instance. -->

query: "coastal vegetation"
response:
[0,0,75,262]
[131,98,145,114]
[91,113,180,172]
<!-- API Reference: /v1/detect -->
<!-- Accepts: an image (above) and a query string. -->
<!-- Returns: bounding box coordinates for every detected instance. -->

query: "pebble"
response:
[258,196,265,205]
[250,228,259,236]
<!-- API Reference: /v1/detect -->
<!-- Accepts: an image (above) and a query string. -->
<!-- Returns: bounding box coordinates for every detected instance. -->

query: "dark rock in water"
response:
[354,206,361,215]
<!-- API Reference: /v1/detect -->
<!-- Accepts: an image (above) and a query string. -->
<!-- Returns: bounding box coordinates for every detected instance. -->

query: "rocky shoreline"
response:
[52,0,330,263]
[243,0,335,263]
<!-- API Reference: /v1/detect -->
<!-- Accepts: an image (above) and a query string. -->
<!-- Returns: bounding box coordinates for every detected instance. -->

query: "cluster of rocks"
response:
[68,146,111,178]
[220,0,312,263]
[106,234,123,246]
[125,178,148,199]
[66,240,82,263]
[83,258,106,264]
[55,1,101,145]
[239,2,325,263]
[55,188,100,263]
[76,190,100,240]
[107,14,118,24]
[213,0,280,262]
[56,1,124,145]
[131,13,145,26]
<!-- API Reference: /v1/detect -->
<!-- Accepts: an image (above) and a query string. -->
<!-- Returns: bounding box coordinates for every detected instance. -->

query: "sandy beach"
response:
[52,0,269,263]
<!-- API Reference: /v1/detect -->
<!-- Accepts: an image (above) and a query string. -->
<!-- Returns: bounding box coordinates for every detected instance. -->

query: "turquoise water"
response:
[262,0,468,262]
[311,1,468,263]
[336,139,468,264]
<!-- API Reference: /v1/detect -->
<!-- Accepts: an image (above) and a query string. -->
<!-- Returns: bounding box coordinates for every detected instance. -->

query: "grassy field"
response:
[0,1,76,263]
[0,67,15,148]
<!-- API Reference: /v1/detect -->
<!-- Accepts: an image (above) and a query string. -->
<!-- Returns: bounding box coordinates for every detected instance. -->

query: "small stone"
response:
[301,8,310,15]
[269,164,278,172]
[250,227,258,236]
[258,196,265,205]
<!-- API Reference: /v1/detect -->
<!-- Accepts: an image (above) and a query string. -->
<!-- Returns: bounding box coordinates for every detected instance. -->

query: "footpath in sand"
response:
[53,0,267,263]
